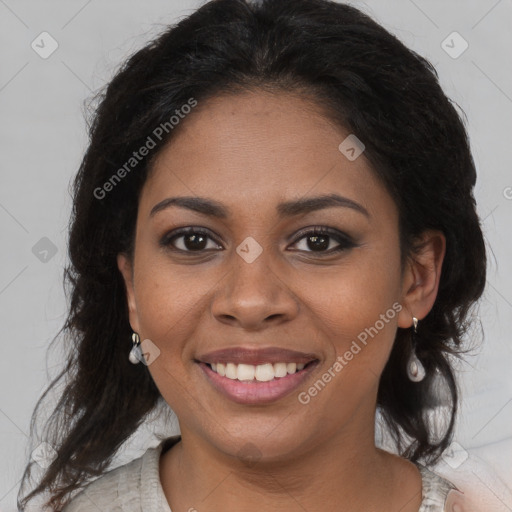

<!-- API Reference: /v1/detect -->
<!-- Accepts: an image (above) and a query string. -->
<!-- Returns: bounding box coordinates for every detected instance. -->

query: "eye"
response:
[160,225,357,255]
[289,226,357,255]
[160,227,222,252]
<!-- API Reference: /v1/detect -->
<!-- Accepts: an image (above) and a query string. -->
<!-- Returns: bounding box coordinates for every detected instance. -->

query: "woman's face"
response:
[118,90,442,462]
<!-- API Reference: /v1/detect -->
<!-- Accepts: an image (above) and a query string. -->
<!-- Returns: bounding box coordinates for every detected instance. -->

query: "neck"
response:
[159,418,418,511]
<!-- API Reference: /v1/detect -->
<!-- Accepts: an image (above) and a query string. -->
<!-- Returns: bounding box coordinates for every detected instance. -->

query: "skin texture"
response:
[118,90,446,512]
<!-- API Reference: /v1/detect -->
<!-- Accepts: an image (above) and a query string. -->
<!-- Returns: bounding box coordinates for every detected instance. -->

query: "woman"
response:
[17,0,495,510]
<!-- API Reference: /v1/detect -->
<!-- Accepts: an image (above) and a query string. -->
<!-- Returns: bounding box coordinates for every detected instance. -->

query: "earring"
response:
[129,332,142,364]
[407,316,426,382]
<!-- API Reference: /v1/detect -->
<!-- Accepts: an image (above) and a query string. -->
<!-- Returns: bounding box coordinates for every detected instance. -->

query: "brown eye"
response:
[160,228,222,252]
[296,233,334,252]
[290,226,357,254]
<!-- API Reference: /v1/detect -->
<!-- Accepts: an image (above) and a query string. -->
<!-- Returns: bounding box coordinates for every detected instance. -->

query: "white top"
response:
[61,435,461,511]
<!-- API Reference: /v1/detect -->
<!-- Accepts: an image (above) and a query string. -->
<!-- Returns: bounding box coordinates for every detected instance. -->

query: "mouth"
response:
[206,360,311,380]
[195,347,320,404]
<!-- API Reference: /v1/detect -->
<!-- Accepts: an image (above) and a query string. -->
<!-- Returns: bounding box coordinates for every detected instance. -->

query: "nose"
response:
[210,248,299,331]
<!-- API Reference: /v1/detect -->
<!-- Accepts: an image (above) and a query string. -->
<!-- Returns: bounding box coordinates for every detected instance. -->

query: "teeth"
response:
[225,363,237,379]
[286,362,296,374]
[208,361,308,381]
[237,363,255,381]
[274,362,288,378]
[255,363,274,381]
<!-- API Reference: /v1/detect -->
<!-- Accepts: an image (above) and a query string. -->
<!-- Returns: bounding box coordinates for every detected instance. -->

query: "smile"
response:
[197,359,319,405]
[209,362,306,381]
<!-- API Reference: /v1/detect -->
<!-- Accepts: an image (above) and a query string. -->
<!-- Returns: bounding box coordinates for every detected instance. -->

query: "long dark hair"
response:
[18,0,487,509]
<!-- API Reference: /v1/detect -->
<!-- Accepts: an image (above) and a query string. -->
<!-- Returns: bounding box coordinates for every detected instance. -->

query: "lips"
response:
[196,347,318,366]
[195,347,320,404]
[197,360,319,404]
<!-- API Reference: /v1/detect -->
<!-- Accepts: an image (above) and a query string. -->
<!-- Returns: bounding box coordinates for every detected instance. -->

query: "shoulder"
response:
[417,455,512,512]
[443,488,472,511]
[416,463,458,511]
[61,436,179,512]
[61,453,145,512]
[439,461,512,512]
[415,463,476,511]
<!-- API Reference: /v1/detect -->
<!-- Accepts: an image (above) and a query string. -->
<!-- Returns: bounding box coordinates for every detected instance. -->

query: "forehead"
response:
[141,90,396,222]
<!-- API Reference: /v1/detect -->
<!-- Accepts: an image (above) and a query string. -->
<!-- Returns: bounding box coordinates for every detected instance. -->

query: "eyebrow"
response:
[149,193,370,219]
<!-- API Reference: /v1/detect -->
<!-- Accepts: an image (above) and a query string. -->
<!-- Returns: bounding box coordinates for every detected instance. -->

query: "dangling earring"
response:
[407,316,426,382]
[129,332,142,364]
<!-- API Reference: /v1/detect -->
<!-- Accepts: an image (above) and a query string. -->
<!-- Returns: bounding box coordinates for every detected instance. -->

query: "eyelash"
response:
[160,225,358,256]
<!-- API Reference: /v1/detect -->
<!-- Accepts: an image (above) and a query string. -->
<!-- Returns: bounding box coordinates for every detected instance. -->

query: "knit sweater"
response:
[61,435,461,511]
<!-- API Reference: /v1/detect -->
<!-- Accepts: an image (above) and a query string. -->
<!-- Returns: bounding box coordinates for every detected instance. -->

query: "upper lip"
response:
[197,347,319,366]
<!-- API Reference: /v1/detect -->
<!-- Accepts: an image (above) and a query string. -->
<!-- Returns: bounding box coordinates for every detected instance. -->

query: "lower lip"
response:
[197,361,319,405]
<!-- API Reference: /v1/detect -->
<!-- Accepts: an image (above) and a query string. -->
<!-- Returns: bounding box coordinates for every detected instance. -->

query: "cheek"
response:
[134,271,205,344]
[130,255,206,409]
[307,240,403,368]
[131,241,206,351]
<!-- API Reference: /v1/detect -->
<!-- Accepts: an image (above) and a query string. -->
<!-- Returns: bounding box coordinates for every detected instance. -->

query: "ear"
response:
[117,253,141,334]
[397,229,446,329]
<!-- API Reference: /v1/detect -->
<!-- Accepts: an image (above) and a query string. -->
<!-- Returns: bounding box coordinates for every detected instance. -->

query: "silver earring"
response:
[407,316,425,382]
[129,332,142,364]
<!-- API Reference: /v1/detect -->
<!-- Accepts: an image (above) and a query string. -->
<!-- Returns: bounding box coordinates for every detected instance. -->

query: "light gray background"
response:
[1,1,511,511]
